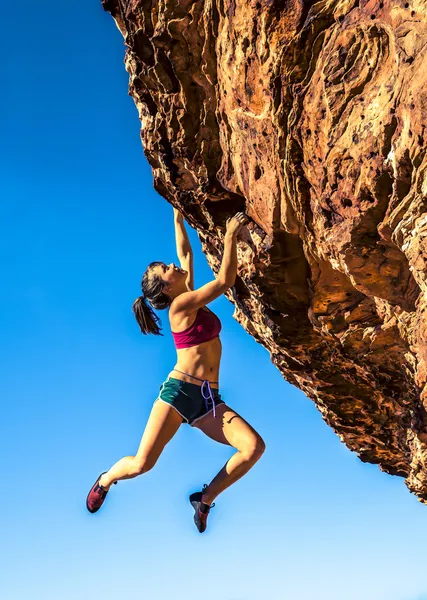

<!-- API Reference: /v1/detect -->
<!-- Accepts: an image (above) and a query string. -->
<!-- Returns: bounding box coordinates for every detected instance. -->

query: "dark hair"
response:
[132,261,172,335]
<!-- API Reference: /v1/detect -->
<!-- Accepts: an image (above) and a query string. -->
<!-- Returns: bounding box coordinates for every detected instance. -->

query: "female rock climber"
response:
[86,209,265,533]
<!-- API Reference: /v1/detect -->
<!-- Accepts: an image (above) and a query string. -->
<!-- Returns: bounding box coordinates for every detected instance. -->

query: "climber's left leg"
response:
[191,403,265,505]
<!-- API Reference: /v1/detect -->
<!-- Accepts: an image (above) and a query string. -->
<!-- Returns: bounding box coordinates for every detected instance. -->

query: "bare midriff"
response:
[168,336,222,389]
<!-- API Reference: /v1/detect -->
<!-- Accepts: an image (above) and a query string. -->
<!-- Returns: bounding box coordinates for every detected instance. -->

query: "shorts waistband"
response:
[172,368,219,386]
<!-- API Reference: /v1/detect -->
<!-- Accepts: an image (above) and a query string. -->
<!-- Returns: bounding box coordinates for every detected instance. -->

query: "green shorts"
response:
[155,377,224,426]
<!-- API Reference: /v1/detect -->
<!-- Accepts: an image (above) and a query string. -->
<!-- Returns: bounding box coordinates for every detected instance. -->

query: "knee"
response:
[242,436,266,462]
[130,455,157,476]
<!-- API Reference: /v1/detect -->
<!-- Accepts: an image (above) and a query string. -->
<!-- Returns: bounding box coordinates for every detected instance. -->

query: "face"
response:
[153,262,187,293]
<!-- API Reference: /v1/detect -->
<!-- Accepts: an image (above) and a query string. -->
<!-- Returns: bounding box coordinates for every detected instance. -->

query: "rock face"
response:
[102,0,427,500]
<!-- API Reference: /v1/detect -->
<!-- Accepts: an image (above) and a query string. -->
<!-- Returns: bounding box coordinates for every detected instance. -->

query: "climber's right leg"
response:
[101,400,183,487]
[86,400,182,513]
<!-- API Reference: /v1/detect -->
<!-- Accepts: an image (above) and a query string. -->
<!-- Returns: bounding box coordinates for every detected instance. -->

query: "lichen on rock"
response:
[102,0,427,501]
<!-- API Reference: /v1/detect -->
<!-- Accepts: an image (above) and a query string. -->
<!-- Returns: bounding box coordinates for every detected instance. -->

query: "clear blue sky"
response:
[1,2,427,599]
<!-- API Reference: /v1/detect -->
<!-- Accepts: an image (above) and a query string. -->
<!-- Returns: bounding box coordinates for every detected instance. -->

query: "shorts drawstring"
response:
[172,369,218,418]
[201,380,216,418]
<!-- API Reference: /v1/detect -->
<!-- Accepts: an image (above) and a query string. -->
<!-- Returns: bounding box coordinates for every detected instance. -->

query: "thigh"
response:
[135,399,183,462]
[193,403,262,451]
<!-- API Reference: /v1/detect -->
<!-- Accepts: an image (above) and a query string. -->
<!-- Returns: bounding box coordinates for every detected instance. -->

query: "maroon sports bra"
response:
[171,307,222,349]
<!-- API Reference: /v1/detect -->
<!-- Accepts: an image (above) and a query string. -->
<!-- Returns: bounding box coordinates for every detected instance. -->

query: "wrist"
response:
[225,231,237,241]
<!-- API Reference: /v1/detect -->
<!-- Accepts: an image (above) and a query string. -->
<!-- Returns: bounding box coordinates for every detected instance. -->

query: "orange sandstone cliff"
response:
[102,0,427,501]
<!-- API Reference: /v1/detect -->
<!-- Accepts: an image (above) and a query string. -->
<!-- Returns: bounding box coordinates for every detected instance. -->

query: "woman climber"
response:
[86,209,265,533]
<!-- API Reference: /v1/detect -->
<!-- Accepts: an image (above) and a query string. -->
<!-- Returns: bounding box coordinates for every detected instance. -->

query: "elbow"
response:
[217,276,235,290]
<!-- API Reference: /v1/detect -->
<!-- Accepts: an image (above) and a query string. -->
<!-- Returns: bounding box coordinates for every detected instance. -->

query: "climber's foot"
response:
[86,472,116,513]
[189,485,215,533]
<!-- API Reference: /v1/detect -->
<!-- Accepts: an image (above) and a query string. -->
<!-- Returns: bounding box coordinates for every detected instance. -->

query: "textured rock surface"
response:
[102,0,427,500]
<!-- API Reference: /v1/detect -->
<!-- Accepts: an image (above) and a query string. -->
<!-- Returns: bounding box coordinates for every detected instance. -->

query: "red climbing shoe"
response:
[189,484,215,533]
[86,472,116,513]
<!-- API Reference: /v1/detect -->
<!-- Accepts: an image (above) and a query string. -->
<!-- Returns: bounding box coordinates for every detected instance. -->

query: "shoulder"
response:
[169,294,200,324]
[169,297,200,332]
[170,291,195,316]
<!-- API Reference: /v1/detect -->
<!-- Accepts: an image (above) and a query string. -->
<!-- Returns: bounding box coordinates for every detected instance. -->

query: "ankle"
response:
[99,474,110,490]
[201,492,214,507]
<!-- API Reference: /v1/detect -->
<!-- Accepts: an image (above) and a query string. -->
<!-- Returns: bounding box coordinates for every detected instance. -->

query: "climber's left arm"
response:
[174,207,194,291]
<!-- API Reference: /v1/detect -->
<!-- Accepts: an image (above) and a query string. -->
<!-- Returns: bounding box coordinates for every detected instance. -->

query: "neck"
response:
[169,281,188,300]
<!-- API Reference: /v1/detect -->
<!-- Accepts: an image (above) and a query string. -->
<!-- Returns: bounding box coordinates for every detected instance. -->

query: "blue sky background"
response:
[1,2,427,599]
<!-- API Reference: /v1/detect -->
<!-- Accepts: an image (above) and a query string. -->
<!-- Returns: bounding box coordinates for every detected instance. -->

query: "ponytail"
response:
[132,295,163,336]
[133,261,173,335]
